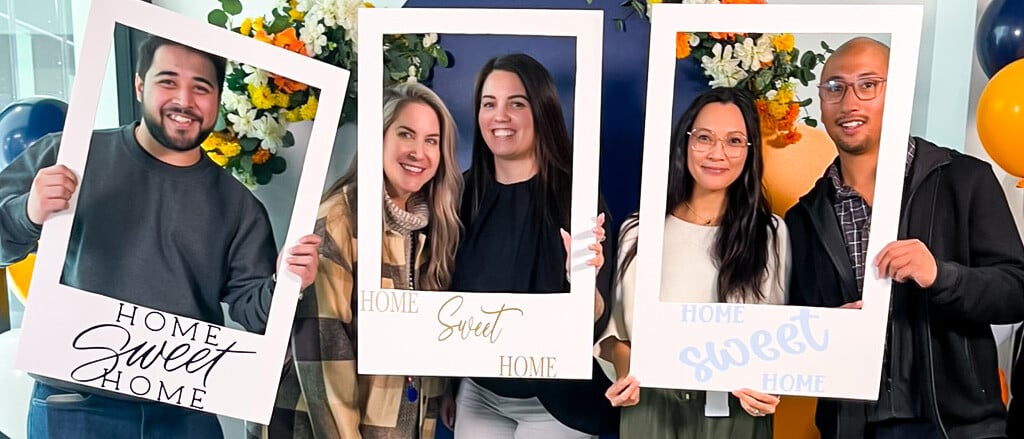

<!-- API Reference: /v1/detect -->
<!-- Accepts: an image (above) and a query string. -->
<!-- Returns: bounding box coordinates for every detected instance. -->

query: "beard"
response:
[141,105,213,152]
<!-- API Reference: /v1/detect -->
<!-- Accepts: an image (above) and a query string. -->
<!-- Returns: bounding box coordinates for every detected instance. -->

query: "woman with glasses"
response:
[598,87,790,438]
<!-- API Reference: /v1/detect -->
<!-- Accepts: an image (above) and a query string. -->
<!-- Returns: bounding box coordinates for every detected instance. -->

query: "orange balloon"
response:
[762,123,837,216]
[6,253,35,305]
[977,58,1024,186]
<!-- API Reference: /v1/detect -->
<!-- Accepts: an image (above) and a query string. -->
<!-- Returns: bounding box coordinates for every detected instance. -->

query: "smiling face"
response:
[382,101,441,206]
[134,44,220,156]
[687,102,749,195]
[819,39,889,156]
[477,70,537,164]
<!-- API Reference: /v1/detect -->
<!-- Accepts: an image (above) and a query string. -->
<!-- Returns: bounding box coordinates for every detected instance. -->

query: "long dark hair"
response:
[464,53,572,229]
[621,87,779,303]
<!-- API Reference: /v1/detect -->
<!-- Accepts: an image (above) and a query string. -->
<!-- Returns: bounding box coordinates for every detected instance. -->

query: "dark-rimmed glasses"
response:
[817,77,887,104]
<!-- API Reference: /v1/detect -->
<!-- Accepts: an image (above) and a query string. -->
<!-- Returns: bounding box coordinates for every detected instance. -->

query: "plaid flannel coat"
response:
[254,185,444,439]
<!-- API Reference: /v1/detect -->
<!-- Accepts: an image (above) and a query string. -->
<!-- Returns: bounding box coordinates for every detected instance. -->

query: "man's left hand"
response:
[875,239,937,288]
[280,234,321,289]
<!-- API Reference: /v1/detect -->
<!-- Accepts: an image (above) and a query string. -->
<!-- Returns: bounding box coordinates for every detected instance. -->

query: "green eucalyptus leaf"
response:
[798,98,812,107]
[267,156,287,174]
[208,10,229,27]
[803,117,818,128]
[282,130,295,148]
[240,137,261,152]
[222,0,242,15]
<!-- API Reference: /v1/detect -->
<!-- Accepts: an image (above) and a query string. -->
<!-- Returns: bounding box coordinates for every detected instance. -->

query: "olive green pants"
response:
[620,389,772,439]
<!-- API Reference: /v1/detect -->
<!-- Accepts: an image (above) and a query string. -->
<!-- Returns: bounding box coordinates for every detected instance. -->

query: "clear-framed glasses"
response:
[686,128,749,159]
[817,77,887,104]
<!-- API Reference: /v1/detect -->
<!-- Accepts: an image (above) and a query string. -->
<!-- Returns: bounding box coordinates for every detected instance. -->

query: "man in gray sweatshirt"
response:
[0,35,321,438]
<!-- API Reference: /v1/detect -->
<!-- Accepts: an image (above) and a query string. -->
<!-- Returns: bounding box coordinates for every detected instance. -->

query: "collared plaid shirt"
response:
[827,138,916,292]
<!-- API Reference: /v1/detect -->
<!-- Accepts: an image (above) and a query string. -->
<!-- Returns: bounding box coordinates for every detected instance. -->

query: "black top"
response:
[452,177,567,398]
[450,175,620,434]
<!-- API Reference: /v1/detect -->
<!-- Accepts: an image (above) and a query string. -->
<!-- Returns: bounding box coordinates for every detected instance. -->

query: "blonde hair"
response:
[323,82,462,290]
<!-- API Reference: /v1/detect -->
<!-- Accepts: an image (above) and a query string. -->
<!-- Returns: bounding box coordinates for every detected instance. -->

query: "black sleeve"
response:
[593,196,615,340]
[925,161,1024,324]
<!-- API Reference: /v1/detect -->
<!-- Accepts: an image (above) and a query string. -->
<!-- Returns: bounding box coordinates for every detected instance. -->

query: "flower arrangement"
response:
[204,0,449,186]
[601,0,830,147]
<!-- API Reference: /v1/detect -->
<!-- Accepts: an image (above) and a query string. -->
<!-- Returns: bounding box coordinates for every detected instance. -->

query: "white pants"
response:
[453,378,595,439]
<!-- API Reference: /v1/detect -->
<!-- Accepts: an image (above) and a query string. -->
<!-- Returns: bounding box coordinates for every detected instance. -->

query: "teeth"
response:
[492,129,514,138]
[841,121,864,128]
[168,114,193,124]
[400,163,424,173]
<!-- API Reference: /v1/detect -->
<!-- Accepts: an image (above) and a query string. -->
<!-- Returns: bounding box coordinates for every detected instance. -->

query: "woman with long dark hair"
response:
[599,87,790,438]
[442,53,618,438]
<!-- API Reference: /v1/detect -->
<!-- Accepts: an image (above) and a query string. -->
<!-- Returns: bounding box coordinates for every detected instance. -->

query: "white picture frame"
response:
[356,8,604,379]
[15,0,349,423]
[629,3,922,399]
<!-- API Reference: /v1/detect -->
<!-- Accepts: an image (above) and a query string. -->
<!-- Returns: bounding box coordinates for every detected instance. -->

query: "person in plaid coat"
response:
[256,82,464,439]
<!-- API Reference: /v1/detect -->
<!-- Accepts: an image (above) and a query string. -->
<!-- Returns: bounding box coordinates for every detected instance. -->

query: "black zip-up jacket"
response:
[785,138,1024,439]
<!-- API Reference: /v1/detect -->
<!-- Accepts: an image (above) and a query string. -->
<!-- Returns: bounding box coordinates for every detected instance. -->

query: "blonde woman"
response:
[260,82,463,439]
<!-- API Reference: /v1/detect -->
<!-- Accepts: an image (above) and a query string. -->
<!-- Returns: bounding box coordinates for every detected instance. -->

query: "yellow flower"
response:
[207,151,230,166]
[240,18,252,36]
[772,34,795,53]
[272,92,291,108]
[283,108,303,122]
[219,140,242,158]
[248,84,276,109]
[288,0,305,21]
[201,135,219,151]
[299,94,318,120]
[253,17,264,34]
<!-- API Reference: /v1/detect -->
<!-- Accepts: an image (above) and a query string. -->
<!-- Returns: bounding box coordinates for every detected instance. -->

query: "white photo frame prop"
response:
[356,8,603,379]
[14,0,348,423]
[630,4,922,400]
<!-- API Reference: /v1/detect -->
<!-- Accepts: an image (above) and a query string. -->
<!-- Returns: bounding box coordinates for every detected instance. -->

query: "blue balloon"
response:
[0,97,68,170]
[976,0,1024,78]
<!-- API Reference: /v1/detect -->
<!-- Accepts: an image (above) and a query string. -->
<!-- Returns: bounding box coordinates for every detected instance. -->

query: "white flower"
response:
[242,65,269,89]
[733,36,774,71]
[295,0,315,12]
[406,65,418,83]
[252,114,288,153]
[221,90,252,113]
[308,0,340,27]
[228,108,258,138]
[300,21,328,56]
[422,33,438,49]
[337,0,367,46]
[689,33,701,47]
[701,43,748,88]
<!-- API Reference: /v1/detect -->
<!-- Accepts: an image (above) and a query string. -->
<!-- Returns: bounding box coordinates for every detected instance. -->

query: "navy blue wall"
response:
[406,0,708,232]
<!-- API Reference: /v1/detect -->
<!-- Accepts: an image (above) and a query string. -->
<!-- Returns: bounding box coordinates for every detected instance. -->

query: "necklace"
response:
[684,201,717,225]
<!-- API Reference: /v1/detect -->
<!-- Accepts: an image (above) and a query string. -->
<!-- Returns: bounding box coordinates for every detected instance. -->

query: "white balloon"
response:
[0,329,34,439]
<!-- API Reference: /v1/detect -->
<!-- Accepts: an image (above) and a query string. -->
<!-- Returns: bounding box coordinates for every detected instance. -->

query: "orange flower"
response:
[782,130,802,145]
[676,32,691,59]
[709,32,740,41]
[273,75,308,94]
[272,27,306,55]
[253,29,273,45]
[252,148,272,165]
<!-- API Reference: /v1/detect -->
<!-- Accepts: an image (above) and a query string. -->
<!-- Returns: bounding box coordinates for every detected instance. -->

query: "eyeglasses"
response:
[817,77,887,104]
[686,128,749,158]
